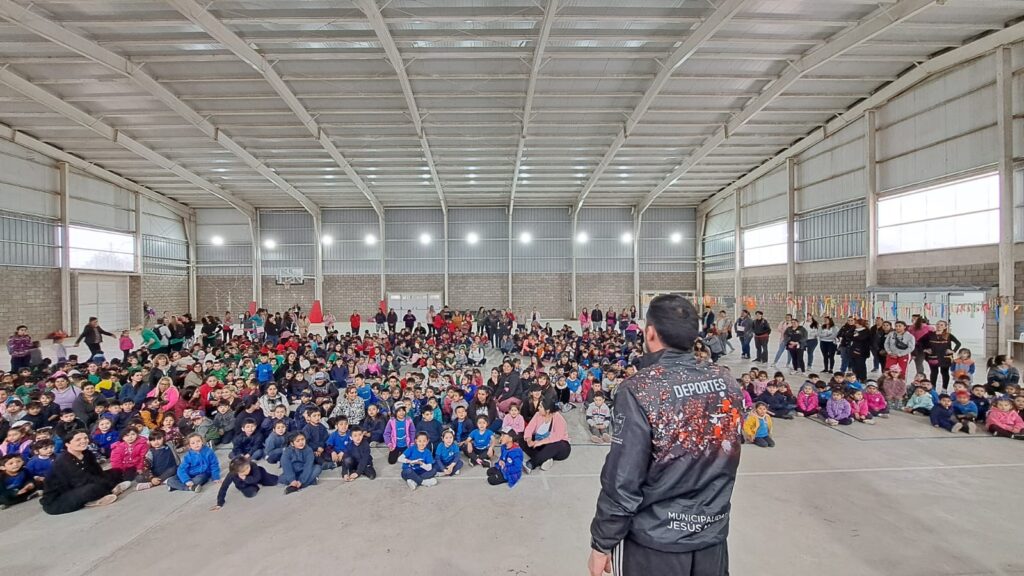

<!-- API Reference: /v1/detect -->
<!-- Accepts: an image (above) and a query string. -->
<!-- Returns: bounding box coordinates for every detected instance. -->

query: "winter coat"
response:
[742,413,773,441]
[177,446,221,484]
[497,443,524,488]
[848,398,870,419]
[110,436,149,473]
[864,391,888,413]
[986,408,1024,433]
[796,392,819,413]
[383,417,416,451]
[825,398,852,420]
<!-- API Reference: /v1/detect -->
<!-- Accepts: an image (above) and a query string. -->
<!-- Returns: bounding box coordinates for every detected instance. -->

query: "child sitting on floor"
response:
[136,429,179,491]
[879,367,906,411]
[795,383,819,418]
[263,420,289,465]
[742,402,775,447]
[502,403,526,437]
[0,454,39,509]
[904,386,934,416]
[211,456,279,510]
[863,382,889,419]
[487,429,525,487]
[341,426,375,481]
[467,416,495,467]
[985,396,1024,439]
[930,394,956,432]
[280,432,321,494]
[847,390,874,425]
[399,432,437,490]
[824,390,853,426]
[434,429,463,477]
[168,433,220,493]
[951,390,979,434]
[585,394,611,443]
[110,427,148,477]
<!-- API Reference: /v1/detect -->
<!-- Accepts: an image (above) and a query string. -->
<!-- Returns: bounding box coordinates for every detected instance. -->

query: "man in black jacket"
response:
[588,295,742,576]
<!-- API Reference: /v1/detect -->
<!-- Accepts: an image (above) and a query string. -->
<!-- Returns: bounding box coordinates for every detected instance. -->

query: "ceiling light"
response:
[576,231,589,244]
[321,234,334,245]
[466,232,479,245]
[419,233,432,245]
[670,232,683,244]
[210,235,224,246]
[519,232,532,244]
[263,239,276,250]
[364,234,377,245]
[620,232,633,244]
[619,173,630,178]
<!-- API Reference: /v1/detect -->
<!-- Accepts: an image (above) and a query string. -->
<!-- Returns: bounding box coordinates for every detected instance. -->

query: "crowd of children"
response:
[1,304,649,512]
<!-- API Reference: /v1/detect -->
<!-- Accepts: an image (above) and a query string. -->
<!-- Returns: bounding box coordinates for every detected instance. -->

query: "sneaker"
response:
[522,461,533,475]
[454,469,461,475]
[284,485,299,495]
[112,481,132,496]
[406,479,418,491]
[865,419,876,425]
[826,418,838,426]
[136,483,152,492]
[479,459,491,468]
[950,423,963,434]
[192,484,203,494]
[540,459,553,471]
[468,458,477,467]
[84,494,117,508]
[421,478,438,487]
[590,435,601,443]
[879,413,890,419]
[602,433,611,443]
[966,421,977,434]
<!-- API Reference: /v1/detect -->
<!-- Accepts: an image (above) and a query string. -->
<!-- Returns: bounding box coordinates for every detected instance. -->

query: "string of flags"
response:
[696,292,1021,321]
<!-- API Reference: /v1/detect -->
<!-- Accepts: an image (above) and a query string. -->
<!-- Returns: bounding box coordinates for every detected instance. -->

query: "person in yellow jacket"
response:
[742,402,775,447]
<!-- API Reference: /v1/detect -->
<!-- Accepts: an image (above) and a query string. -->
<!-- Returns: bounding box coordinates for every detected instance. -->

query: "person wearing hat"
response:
[589,294,742,576]
[486,428,524,488]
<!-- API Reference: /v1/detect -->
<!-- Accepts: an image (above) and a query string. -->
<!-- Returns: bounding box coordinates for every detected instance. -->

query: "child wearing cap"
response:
[211,456,279,510]
[487,429,524,487]
[950,391,979,434]
[742,402,774,447]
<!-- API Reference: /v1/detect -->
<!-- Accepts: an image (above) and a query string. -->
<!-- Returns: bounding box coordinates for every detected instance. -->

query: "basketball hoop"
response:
[275,268,305,288]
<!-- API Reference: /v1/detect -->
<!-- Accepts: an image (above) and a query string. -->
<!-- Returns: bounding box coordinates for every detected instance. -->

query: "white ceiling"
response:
[0,0,1021,212]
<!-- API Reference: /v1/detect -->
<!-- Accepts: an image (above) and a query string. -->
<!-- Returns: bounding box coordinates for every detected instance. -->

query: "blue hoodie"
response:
[177,446,221,484]
[280,445,318,486]
[326,430,351,454]
[256,362,274,384]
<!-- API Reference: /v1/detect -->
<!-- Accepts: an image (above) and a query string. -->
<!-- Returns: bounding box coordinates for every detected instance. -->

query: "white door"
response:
[387,293,442,328]
[948,292,986,358]
[78,274,130,333]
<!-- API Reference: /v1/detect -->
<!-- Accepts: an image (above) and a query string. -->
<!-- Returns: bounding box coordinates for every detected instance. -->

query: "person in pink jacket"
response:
[522,400,571,472]
[985,397,1024,439]
[109,428,149,477]
[863,382,889,418]
[795,384,819,417]
[847,390,875,424]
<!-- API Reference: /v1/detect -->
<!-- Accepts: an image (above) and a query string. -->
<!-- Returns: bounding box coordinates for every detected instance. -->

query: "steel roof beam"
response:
[572,0,749,214]
[0,66,254,218]
[639,0,937,214]
[509,0,559,213]
[354,0,448,213]
[166,0,383,217]
[0,0,318,216]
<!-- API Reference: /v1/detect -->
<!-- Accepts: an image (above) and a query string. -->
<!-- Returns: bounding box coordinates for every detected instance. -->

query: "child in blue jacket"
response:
[930,394,956,432]
[951,390,979,434]
[486,430,524,488]
[279,432,321,494]
[361,404,386,446]
[168,433,221,492]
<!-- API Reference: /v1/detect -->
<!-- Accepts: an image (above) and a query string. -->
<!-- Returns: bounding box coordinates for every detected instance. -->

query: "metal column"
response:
[507,209,513,309]
[133,192,143,275]
[378,212,386,301]
[184,214,198,317]
[248,215,262,307]
[865,110,879,289]
[785,158,796,298]
[996,46,1015,352]
[58,162,71,332]
[633,210,642,311]
[443,209,449,305]
[695,209,707,301]
[733,190,743,318]
[570,209,578,316]
[312,209,323,303]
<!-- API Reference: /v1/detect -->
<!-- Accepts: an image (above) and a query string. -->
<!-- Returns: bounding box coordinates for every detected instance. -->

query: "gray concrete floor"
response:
[3,337,1024,575]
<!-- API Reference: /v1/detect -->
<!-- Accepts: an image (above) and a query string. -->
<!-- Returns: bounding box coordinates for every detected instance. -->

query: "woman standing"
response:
[222,311,234,341]
[7,325,32,372]
[297,314,311,338]
[783,318,808,375]
[849,319,872,382]
[41,430,131,514]
[323,310,335,333]
[523,400,571,472]
[922,320,961,391]
[349,310,361,335]
[803,314,819,370]
[818,316,838,373]
[74,317,114,359]
[579,308,591,332]
[908,315,934,378]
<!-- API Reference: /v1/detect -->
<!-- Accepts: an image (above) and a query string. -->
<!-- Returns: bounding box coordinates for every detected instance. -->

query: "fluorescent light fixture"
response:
[620,232,633,244]
[321,235,334,245]
[210,236,224,246]
[263,239,276,250]
[364,234,377,245]
[466,232,479,245]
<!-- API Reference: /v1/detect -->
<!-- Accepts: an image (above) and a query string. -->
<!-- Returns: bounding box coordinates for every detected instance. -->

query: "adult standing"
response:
[588,295,741,576]
[908,315,934,378]
[836,317,857,374]
[591,306,604,332]
[7,325,32,372]
[715,310,733,355]
[734,310,754,360]
[348,310,361,335]
[41,430,131,514]
[783,318,808,375]
[386,308,398,333]
[922,320,961,392]
[867,317,886,374]
[849,319,872,382]
[752,311,771,363]
[772,314,794,368]
[74,317,114,360]
[701,306,715,338]
[818,316,838,373]
[580,308,592,332]
[884,319,917,379]
[803,314,819,370]
[403,310,416,331]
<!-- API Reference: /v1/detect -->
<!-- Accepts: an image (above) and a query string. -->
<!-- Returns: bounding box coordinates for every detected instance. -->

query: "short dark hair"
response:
[644,294,699,351]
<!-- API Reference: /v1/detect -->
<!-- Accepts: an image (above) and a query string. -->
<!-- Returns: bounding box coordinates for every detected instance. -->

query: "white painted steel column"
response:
[312,209,323,303]
[184,214,198,317]
[378,212,386,302]
[507,209,513,309]
[633,210,642,311]
[249,216,262,307]
[785,158,796,298]
[134,192,143,275]
[733,191,743,318]
[443,209,449,305]
[570,210,578,316]
[865,110,879,289]
[996,46,1015,352]
[58,162,71,332]
[695,210,707,301]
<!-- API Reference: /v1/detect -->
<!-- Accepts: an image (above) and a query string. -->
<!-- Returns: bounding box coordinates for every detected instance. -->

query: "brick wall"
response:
[197,276,252,317]
[639,271,697,293]
[385,274,445,296]
[448,274,508,311]
[323,274,380,318]
[703,272,735,309]
[142,275,189,319]
[0,266,61,337]
[742,274,788,323]
[261,276,316,314]
[129,276,143,328]
[578,273,633,314]
[512,273,570,319]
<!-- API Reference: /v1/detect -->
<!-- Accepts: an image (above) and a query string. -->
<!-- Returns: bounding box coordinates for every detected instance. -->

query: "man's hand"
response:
[588,550,611,576]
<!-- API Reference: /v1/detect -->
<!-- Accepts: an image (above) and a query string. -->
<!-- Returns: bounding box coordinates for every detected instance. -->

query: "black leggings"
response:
[615,539,729,576]
[341,456,377,479]
[387,447,405,465]
[929,364,951,390]
[820,342,837,372]
[850,355,867,382]
[524,440,571,468]
[487,466,508,485]
[42,469,124,515]
[788,348,805,372]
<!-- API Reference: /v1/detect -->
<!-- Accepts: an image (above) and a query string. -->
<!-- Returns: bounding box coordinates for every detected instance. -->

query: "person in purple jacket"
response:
[824,390,853,426]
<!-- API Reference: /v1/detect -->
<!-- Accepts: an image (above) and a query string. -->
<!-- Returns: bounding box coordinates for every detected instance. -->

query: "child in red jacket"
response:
[847,390,875,425]
[863,382,889,419]
[110,427,149,478]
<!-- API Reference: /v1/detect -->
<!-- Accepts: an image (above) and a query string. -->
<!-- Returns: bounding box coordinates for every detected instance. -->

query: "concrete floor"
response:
[3,338,1024,575]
